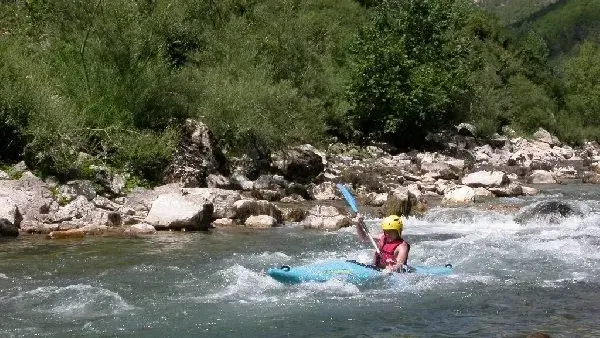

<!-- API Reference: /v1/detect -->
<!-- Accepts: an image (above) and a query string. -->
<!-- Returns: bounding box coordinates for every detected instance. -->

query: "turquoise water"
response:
[1,185,600,337]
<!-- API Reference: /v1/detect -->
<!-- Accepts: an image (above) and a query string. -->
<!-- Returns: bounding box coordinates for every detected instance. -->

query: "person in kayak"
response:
[355,214,410,273]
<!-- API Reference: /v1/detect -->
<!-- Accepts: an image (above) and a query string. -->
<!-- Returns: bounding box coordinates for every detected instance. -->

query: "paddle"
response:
[336,183,381,255]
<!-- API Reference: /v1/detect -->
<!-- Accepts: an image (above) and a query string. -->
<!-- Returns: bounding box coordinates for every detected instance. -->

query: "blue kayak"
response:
[267,259,453,285]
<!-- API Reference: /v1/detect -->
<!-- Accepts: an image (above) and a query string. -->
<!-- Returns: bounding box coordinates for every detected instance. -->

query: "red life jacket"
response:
[374,236,408,268]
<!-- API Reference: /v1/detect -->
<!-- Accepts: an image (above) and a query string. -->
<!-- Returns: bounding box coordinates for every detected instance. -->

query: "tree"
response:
[346,0,475,147]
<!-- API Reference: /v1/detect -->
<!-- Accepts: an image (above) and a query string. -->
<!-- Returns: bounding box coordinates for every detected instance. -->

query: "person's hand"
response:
[352,213,364,226]
[382,267,394,275]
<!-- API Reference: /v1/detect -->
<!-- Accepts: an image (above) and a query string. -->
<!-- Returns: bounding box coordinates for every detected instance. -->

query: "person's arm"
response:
[386,242,409,272]
[354,213,378,242]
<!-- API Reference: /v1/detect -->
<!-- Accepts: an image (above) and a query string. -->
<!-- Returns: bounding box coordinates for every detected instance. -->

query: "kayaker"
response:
[354,214,410,273]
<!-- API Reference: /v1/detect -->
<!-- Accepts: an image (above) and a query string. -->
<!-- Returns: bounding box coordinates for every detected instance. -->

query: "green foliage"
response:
[554,42,600,142]
[2,0,600,184]
[526,0,600,56]
[478,0,557,24]
[347,0,476,146]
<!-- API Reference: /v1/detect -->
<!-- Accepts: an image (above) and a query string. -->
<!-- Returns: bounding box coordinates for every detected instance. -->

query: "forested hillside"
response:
[1,0,599,185]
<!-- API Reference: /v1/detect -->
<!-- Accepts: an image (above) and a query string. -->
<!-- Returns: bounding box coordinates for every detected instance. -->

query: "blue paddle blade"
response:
[336,183,358,213]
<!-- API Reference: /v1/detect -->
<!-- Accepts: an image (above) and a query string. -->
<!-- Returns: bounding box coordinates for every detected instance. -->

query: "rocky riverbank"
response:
[1,119,600,238]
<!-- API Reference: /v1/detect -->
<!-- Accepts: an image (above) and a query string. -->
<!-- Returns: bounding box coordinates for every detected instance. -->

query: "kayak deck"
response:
[267,259,452,285]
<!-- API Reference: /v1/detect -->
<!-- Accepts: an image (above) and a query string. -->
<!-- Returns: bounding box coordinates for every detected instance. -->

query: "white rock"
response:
[442,186,475,206]
[522,186,539,196]
[0,196,21,226]
[527,170,556,184]
[212,218,236,227]
[0,170,9,180]
[461,171,509,188]
[145,193,213,230]
[126,223,157,234]
[244,215,277,228]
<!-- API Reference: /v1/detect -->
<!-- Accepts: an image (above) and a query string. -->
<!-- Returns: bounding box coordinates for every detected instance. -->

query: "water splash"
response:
[9,284,134,319]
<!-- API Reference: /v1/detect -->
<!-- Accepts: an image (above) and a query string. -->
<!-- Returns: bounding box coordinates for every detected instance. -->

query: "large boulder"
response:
[301,205,350,230]
[442,186,475,206]
[488,183,524,197]
[311,181,339,200]
[0,180,55,232]
[145,193,213,230]
[0,218,18,237]
[515,200,583,224]
[125,223,157,234]
[232,199,283,224]
[533,127,559,146]
[272,144,325,184]
[57,180,97,202]
[527,170,556,184]
[0,196,22,228]
[244,215,278,228]
[461,170,509,188]
[166,119,229,188]
[182,188,242,219]
[383,187,422,216]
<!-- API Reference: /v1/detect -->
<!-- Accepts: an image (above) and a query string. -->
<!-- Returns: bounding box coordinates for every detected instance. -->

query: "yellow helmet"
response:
[381,215,402,232]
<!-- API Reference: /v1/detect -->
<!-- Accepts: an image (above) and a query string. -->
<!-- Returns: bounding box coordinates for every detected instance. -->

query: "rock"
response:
[473,187,494,199]
[244,215,278,228]
[145,193,213,231]
[456,123,476,137]
[250,189,282,202]
[47,229,85,239]
[522,186,539,196]
[0,170,9,180]
[272,144,325,184]
[525,332,551,338]
[515,200,583,224]
[435,179,456,195]
[20,171,40,181]
[54,196,95,222]
[384,188,412,216]
[366,192,388,207]
[488,133,508,148]
[125,223,157,234]
[88,165,127,196]
[232,199,283,223]
[212,218,236,227]
[0,218,19,237]
[461,170,509,188]
[206,174,238,189]
[58,180,97,202]
[442,186,475,206]
[166,119,229,187]
[12,161,27,173]
[181,187,242,219]
[552,166,577,179]
[280,195,305,203]
[281,207,307,222]
[0,196,22,227]
[418,153,463,180]
[527,170,556,184]
[89,210,122,226]
[488,183,523,197]
[583,172,600,184]
[253,174,286,190]
[301,205,350,230]
[92,196,119,211]
[501,126,517,137]
[311,181,339,200]
[533,127,558,146]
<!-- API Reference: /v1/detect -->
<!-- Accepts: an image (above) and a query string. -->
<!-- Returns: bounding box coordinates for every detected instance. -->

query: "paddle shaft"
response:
[336,184,381,255]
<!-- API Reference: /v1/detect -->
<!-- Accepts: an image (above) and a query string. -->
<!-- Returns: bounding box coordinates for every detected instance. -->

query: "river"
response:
[1,184,599,337]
